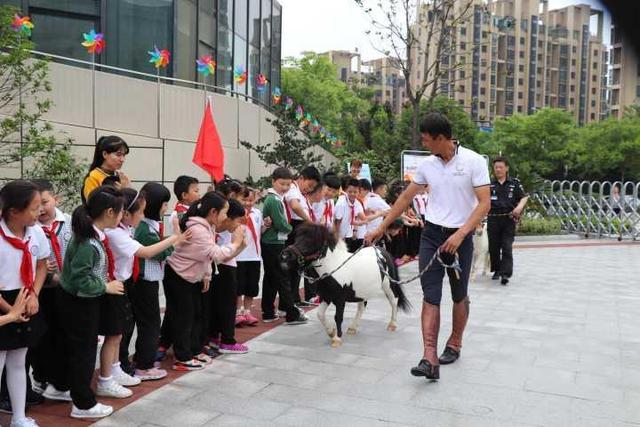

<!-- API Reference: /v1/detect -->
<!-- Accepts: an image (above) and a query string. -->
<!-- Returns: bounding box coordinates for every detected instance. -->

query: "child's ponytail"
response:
[73,186,125,241]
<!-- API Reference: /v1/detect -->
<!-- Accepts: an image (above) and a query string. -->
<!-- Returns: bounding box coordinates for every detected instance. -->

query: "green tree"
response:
[0,5,85,208]
[282,53,371,149]
[240,112,324,184]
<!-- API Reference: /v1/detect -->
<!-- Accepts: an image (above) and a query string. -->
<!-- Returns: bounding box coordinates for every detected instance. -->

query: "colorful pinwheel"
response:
[311,119,320,135]
[196,56,216,76]
[81,29,105,54]
[149,46,170,69]
[234,66,247,85]
[284,96,293,110]
[256,74,268,92]
[11,15,34,37]
[272,87,282,104]
[295,105,304,121]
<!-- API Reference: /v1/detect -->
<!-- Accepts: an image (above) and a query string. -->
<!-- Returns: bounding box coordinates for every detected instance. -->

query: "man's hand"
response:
[46,260,58,274]
[364,227,384,246]
[441,230,466,254]
[511,207,523,220]
[202,279,210,293]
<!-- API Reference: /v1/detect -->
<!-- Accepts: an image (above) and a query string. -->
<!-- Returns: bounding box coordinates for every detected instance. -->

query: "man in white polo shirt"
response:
[365,113,490,381]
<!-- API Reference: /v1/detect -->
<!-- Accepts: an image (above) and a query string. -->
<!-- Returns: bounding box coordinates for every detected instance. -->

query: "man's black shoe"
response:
[410,359,440,380]
[438,347,460,365]
[0,399,11,414]
[501,276,509,286]
[491,272,500,280]
[295,301,312,308]
[27,389,44,405]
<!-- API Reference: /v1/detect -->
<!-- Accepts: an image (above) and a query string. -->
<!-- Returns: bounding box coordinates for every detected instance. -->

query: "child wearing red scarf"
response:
[0,181,50,427]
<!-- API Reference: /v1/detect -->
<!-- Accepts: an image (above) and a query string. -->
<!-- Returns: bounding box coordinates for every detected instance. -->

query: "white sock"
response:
[5,348,28,421]
[111,362,123,376]
[98,375,113,386]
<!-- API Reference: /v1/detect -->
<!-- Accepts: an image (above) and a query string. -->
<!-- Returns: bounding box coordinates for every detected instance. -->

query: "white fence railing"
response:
[533,180,640,241]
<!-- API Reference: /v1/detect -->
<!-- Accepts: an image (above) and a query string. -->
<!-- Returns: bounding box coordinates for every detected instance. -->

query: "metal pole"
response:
[157,68,161,138]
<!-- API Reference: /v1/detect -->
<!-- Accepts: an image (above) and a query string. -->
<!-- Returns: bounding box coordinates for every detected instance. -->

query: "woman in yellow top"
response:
[82,136,130,203]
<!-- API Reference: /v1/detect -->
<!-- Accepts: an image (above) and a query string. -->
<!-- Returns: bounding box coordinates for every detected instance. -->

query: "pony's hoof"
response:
[330,338,342,348]
[326,328,336,338]
[387,323,397,332]
[347,328,357,335]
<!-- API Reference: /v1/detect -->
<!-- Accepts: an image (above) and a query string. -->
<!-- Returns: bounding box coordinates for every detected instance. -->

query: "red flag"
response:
[193,100,225,181]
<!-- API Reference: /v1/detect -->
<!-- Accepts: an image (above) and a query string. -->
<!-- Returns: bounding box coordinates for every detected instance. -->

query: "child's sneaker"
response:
[243,312,259,326]
[202,346,219,358]
[113,369,141,387]
[31,380,46,395]
[96,380,132,399]
[70,403,113,419]
[10,417,39,427]
[173,359,205,371]
[134,367,167,381]
[156,345,168,361]
[208,338,221,349]
[262,315,279,323]
[286,312,309,325]
[193,352,213,365]
[42,384,72,402]
[235,313,246,326]
[277,310,287,318]
[218,342,249,354]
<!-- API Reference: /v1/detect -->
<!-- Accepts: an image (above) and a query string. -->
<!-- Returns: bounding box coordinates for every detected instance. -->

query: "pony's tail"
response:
[380,248,412,313]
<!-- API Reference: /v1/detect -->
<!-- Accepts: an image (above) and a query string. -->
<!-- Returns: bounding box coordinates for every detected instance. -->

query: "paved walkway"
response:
[89,241,640,427]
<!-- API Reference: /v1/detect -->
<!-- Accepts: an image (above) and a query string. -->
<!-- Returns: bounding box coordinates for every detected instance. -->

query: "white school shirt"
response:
[38,208,72,270]
[0,220,50,291]
[312,198,335,230]
[365,192,391,233]
[412,145,490,228]
[237,208,263,262]
[284,182,308,221]
[334,196,364,239]
[216,231,237,267]
[104,224,143,282]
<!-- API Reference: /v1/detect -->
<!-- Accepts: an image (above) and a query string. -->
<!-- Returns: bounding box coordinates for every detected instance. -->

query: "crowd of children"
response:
[0,139,428,425]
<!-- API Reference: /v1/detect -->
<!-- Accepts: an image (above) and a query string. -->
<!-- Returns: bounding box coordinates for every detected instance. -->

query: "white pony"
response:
[281,223,411,347]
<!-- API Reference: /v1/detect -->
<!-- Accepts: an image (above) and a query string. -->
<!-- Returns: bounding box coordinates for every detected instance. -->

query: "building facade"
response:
[410,0,608,125]
[362,57,407,116]
[1,0,282,106]
[610,25,640,119]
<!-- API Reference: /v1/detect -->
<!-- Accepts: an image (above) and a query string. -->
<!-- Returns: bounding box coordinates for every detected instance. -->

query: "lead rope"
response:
[301,245,462,287]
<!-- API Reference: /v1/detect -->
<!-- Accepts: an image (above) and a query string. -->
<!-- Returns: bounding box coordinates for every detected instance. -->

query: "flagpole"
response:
[92,52,96,129]
[157,67,161,138]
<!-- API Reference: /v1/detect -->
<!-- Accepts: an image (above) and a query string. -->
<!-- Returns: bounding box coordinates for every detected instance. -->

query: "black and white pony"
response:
[281,223,411,347]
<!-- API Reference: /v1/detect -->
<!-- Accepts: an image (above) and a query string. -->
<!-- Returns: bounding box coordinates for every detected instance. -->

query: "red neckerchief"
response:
[283,198,292,223]
[306,198,316,223]
[245,212,260,254]
[100,234,116,281]
[158,222,165,240]
[174,203,189,214]
[41,221,63,271]
[322,200,333,226]
[118,223,139,282]
[0,225,34,292]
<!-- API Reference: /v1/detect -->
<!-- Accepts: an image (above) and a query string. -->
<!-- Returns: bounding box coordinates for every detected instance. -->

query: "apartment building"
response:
[610,25,640,119]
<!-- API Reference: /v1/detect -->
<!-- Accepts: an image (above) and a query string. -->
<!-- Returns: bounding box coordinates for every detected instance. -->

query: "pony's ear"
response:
[325,227,338,250]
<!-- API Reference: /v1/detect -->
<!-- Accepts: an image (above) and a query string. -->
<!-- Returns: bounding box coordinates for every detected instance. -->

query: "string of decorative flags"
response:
[10,14,344,148]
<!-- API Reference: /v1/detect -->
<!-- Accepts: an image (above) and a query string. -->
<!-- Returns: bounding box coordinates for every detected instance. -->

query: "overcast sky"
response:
[278,0,611,61]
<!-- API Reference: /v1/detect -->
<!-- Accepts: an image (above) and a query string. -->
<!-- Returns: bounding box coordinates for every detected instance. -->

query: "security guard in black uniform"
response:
[488,157,528,285]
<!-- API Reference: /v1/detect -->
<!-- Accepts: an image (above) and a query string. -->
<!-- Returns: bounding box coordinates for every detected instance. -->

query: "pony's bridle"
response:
[288,243,329,269]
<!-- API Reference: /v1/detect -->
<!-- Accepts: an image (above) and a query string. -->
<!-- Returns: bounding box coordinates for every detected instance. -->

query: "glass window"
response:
[218,0,233,29]
[248,0,260,47]
[235,0,247,39]
[104,0,173,74]
[175,0,197,81]
[31,12,100,62]
[30,0,99,15]
[271,59,280,90]
[271,3,281,68]
[199,0,216,47]
[234,35,247,94]
[249,42,260,99]
[216,25,233,89]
